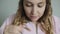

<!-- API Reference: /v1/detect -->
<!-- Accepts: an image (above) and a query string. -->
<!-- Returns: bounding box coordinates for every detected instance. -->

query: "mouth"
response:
[30,16,38,19]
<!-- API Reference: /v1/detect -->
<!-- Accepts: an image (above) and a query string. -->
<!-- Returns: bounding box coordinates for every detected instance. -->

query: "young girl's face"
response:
[23,0,46,22]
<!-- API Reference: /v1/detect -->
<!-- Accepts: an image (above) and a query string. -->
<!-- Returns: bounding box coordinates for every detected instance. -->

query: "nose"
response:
[31,6,37,15]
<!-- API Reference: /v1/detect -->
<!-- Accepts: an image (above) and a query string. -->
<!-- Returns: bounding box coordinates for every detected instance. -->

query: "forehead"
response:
[24,0,46,3]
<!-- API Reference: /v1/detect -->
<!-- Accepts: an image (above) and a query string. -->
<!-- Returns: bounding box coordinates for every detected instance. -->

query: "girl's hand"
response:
[4,25,23,34]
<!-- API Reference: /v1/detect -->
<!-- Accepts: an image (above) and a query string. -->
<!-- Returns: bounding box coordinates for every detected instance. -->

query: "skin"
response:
[23,0,46,24]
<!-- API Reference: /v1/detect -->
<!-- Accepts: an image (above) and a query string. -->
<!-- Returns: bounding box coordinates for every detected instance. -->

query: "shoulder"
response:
[2,14,16,26]
[1,13,16,28]
[53,16,60,25]
[53,16,60,20]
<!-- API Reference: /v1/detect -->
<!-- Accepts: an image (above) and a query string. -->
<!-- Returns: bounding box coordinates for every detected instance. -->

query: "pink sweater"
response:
[0,14,60,34]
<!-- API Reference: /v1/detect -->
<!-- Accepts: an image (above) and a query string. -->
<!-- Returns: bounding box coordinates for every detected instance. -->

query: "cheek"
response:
[39,8,45,14]
[38,6,46,17]
[24,6,32,16]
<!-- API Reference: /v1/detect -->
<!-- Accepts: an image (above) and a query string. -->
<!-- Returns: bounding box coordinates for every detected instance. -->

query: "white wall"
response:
[51,0,60,17]
[0,0,19,26]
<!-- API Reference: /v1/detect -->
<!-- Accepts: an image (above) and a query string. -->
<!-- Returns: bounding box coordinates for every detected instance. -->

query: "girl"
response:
[0,0,60,34]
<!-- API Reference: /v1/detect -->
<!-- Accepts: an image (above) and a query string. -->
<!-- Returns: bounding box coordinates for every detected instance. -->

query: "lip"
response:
[30,16,38,19]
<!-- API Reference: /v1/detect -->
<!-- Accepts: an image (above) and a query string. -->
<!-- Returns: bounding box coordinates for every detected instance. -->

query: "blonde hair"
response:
[12,0,54,34]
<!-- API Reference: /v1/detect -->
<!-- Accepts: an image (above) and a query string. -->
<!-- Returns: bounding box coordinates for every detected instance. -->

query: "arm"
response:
[0,14,15,34]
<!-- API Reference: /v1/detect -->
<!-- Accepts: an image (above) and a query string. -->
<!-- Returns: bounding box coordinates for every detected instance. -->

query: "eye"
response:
[38,3,44,8]
[25,3,32,7]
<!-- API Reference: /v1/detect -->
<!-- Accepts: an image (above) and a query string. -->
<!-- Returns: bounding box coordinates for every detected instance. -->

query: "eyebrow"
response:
[38,2,44,4]
[25,0,32,4]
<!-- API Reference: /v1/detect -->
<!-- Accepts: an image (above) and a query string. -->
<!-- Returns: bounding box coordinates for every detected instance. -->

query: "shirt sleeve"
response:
[0,14,15,34]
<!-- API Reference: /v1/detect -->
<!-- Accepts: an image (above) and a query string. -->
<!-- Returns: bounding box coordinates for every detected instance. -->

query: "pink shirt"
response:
[0,14,60,34]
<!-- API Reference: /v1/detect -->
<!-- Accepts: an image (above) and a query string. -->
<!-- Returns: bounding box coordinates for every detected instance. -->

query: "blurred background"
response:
[0,0,60,26]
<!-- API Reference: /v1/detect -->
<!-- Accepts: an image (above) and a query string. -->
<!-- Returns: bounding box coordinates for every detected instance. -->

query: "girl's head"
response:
[13,0,53,34]
[23,0,46,22]
[16,0,52,22]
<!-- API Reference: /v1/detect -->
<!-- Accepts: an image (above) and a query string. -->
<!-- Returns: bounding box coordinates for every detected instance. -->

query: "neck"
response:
[32,21,38,25]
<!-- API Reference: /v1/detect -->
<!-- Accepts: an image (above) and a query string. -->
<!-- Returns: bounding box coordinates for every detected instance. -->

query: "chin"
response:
[31,19,38,22]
